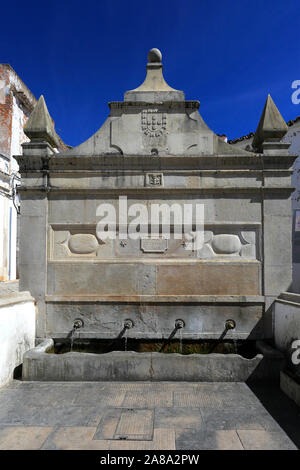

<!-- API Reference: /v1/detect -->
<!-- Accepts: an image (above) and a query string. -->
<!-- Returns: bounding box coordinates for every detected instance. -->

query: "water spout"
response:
[159,319,185,353]
[117,319,134,340]
[57,318,85,353]
[70,318,84,351]
[208,319,236,354]
[73,319,84,330]
[106,319,134,352]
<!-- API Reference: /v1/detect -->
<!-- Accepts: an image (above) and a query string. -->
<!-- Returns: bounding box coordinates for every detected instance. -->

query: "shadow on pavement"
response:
[248,381,300,449]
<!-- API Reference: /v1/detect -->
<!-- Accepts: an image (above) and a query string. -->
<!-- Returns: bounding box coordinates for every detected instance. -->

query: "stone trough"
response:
[22,338,263,382]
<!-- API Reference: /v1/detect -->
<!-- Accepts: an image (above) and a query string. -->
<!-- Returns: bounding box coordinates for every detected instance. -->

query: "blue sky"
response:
[2,0,300,146]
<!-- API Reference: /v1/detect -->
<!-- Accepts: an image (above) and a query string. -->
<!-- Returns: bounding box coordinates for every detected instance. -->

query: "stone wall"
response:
[16,50,296,342]
[229,118,300,293]
[274,292,300,352]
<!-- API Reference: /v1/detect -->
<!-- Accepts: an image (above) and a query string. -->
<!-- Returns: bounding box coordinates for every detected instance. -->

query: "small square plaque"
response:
[145,173,164,187]
[141,238,168,253]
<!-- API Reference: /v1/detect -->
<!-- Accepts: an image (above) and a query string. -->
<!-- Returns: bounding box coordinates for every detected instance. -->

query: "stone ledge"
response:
[277,292,300,306]
[45,294,265,304]
[0,291,35,308]
[17,186,295,194]
[0,280,19,295]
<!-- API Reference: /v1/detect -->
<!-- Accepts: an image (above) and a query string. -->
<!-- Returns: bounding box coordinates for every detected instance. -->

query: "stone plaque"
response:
[141,238,168,253]
[145,173,164,186]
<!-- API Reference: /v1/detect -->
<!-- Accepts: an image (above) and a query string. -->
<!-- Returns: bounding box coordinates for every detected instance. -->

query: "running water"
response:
[124,328,128,352]
[179,328,183,354]
[69,319,84,352]
[208,319,236,354]
[70,328,76,352]
[159,320,185,353]
[105,319,133,353]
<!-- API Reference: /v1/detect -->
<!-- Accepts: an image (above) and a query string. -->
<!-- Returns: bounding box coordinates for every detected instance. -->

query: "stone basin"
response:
[22,338,263,382]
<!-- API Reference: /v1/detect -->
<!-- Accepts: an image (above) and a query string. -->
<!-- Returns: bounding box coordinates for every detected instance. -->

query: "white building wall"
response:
[0,174,10,281]
[0,291,36,388]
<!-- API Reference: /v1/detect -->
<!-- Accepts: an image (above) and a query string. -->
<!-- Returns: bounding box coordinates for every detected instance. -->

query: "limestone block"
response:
[264,264,292,296]
[44,301,263,340]
[157,263,260,296]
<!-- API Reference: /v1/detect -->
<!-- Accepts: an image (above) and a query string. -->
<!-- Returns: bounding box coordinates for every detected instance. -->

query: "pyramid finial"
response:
[252,94,288,152]
[24,95,59,148]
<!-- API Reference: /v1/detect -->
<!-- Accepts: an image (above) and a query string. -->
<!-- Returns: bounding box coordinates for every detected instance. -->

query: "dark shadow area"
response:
[13,363,22,380]
[52,338,258,357]
[247,340,286,383]
[248,381,300,449]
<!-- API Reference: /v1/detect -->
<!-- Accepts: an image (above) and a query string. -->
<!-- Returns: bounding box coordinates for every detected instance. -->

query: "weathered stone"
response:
[237,429,297,450]
[22,339,263,382]
[14,48,296,349]
[252,94,288,152]
[24,95,60,148]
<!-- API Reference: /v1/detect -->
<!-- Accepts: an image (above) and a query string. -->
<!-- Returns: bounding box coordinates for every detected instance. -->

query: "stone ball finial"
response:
[148,48,162,63]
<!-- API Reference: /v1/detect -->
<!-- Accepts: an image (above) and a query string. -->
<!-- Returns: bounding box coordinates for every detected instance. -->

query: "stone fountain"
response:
[16,49,296,381]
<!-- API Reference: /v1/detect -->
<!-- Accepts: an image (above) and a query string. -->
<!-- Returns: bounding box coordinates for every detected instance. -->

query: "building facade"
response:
[0,64,36,280]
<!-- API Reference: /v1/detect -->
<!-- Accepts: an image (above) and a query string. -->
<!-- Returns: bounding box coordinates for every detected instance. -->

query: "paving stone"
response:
[0,381,296,450]
[193,382,247,392]
[41,426,109,450]
[0,404,100,427]
[109,429,176,450]
[237,430,297,450]
[0,426,53,450]
[174,391,223,408]
[175,429,243,450]
[93,409,120,439]
[154,407,203,429]
[122,390,173,408]
[117,382,167,391]
[75,386,125,407]
[41,426,175,450]
[200,407,283,431]
[218,391,265,410]
[0,386,81,408]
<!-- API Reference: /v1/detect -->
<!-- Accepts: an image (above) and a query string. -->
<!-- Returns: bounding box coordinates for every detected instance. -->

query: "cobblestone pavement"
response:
[0,381,298,450]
